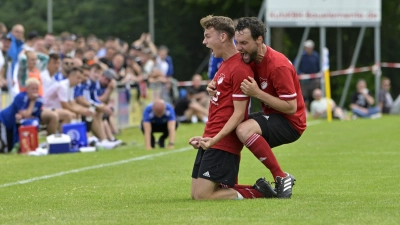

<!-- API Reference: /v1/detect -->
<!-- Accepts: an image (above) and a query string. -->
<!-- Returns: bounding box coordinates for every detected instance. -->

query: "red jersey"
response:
[203,53,254,155]
[251,46,306,134]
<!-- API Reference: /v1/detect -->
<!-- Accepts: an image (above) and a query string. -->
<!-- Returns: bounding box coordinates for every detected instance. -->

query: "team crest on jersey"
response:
[259,77,268,90]
[217,73,225,85]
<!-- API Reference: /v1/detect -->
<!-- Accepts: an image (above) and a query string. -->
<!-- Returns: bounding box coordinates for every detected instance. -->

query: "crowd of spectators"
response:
[0,22,188,153]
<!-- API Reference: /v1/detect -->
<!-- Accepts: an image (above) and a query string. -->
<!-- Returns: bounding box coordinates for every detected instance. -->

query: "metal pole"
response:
[294,27,310,71]
[47,0,53,33]
[257,0,266,20]
[319,27,326,94]
[265,0,270,45]
[338,27,366,108]
[337,28,342,70]
[149,0,154,42]
[374,26,381,105]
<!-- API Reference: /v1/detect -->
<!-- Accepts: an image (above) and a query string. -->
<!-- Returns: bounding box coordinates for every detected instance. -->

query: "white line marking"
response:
[0,146,193,188]
[307,120,323,126]
[0,121,322,188]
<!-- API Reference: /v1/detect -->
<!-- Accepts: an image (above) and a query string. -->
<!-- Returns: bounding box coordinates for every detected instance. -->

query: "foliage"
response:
[0,0,399,105]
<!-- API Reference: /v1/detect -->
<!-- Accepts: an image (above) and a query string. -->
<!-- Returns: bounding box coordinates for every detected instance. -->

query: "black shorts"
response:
[249,112,301,148]
[191,148,239,186]
[81,116,93,131]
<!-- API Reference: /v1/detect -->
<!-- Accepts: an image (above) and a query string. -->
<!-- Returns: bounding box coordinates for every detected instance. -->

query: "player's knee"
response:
[236,123,250,142]
[192,190,211,200]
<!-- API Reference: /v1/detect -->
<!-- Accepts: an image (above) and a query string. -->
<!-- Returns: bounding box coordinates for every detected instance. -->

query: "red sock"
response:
[219,184,253,189]
[245,134,285,180]
[234,187,264,199]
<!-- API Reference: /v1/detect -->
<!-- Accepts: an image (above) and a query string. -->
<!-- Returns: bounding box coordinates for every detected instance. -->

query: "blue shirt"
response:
[208,54,223,79]
[142,102,176,125]
[76,80,101,106]
[54,72,66,81]
[6,33,24,73]
[166,55,174,77]
[0,92,43,130]
[295,51,320,75]
[88,79,104,104]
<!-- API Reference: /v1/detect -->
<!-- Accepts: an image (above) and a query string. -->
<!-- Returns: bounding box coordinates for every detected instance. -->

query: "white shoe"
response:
[96,140,118,149]
[370,113,382,119]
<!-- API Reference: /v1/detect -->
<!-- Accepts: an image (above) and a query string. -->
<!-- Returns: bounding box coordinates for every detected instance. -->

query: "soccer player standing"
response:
[189,15,275,200]
[234,17,307,198]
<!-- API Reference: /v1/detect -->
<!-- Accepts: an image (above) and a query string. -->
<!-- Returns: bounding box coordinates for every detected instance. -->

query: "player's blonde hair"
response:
[200,15,235,39]
[25,77,40,86]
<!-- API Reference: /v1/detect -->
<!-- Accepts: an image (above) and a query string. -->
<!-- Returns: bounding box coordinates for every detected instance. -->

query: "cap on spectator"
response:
[1,33,11,40]
[27,30,39,40]
[304,40,315,48]
[103,69,116,80]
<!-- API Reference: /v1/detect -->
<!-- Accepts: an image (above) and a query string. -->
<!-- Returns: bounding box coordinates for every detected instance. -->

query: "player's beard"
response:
[242,46,258,64]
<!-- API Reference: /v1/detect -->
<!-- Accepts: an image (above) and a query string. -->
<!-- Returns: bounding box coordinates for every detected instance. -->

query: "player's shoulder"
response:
[268,47,294,69]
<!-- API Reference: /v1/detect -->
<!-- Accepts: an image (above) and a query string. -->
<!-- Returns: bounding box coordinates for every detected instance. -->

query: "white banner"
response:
[266,0,381,27]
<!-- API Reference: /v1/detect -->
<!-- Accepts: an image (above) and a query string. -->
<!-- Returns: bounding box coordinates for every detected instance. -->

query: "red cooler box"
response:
[18,125,38,154]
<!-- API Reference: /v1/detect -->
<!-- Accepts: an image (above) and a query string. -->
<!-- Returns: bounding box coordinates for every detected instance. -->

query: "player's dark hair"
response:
[66,67,83,77]
[235,17,266,42]
[48,53,60,61]
[200,15,235,39]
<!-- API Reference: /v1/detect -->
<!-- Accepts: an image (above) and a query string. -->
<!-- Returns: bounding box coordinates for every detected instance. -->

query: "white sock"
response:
[236,192,244,200]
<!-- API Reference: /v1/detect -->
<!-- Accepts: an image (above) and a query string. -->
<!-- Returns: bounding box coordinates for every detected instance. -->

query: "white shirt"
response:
[156,57,169,76]
[40,69,59,96]
[44,79,74,109]
[310,97,335,117]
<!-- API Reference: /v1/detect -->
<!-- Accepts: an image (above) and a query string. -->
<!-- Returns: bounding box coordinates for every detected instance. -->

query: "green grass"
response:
[1,116,400,224]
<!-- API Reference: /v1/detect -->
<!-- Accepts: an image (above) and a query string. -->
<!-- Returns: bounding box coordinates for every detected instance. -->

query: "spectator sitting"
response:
[187,74,209,110]
[175,89,208,124]
[40,53,61,95]
[0,78,58,153]
[350,79,381,119]
[141,99,177,150]
[378,77,400,114]
[310,88,347,120]
[43,67,88,130]
[74,64,119,149]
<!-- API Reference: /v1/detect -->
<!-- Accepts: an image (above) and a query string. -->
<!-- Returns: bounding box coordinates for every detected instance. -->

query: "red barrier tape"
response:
[177,62,400,87]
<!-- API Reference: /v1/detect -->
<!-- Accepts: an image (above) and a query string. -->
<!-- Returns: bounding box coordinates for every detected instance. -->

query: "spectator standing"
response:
[23,30,39,51]
[294,39,320,109]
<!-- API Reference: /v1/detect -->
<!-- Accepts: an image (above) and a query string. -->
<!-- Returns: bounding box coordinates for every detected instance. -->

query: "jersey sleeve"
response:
[166,104,176,121]
[14,93,25,110]
[74,85,83,98]
[142,105,152,122]
[231,66,253,101]
[271,66,297,101]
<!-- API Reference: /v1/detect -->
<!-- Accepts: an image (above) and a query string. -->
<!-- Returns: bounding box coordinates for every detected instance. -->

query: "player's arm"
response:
[167,120,176,149]
[76,96,91,108]
[241,76,297,115]
[201,99,248,149]
[98,80,116,103]
[143,121,152,150]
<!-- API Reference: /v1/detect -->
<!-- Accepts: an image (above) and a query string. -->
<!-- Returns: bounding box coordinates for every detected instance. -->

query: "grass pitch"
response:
[1,116,400,224]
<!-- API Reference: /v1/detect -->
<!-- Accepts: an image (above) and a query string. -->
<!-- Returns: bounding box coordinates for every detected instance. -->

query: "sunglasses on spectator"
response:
[64,62,74,66]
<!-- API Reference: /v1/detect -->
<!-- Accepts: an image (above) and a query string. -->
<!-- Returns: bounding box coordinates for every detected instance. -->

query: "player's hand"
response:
[108,79,117,89]
[241,76,260,97]
[199,137,215,150]
[189,136,202,149]
[15,113,22,122]
[82,108,95,117]
[100,105,113,115]
[206,80,216,96]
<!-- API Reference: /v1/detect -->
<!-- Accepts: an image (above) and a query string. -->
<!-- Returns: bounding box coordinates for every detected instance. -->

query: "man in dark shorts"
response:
[188,15,275,200]
[233,17,307,198]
